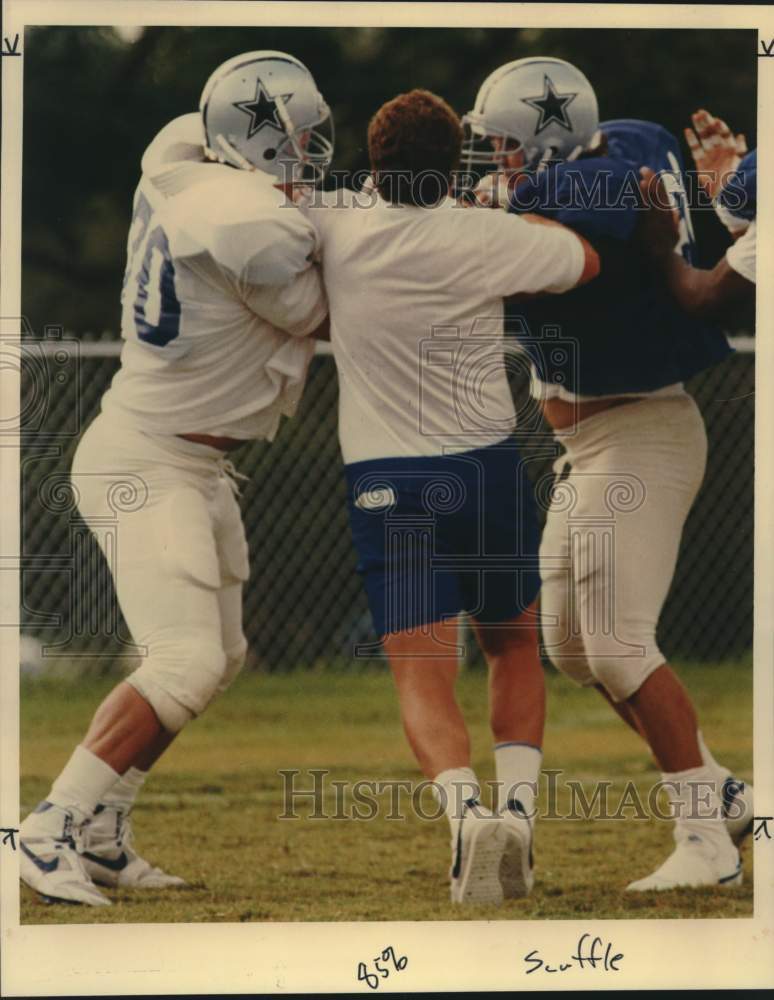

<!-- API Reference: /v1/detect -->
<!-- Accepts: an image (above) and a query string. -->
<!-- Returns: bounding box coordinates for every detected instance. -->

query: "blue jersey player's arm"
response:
[639,166,754,316]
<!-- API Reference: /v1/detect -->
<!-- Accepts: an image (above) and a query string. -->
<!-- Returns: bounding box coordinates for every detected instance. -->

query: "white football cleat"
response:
[20,801,111,907]
[498,800,535,899]
[721,776,754,847]
[626,827,742,892]
[79,804,186,889]
[449,800,506,905]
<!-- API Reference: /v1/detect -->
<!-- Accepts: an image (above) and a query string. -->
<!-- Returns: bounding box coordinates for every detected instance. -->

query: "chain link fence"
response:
[18,331,753,671]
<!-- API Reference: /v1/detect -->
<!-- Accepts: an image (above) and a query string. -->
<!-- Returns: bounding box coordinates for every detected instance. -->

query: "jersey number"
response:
[122,192,181,346]
[662,151,697,265]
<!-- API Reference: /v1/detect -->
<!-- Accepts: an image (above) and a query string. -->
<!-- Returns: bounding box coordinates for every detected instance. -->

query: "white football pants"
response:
[538,393,707,702]
[71,412,250,731]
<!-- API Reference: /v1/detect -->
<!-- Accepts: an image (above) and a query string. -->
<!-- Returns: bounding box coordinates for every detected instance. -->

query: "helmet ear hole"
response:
[263,148,277,161]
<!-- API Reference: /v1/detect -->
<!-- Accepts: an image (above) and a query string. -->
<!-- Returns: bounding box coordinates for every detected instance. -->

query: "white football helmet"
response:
[462,57,599,172]
[199,51,333,183]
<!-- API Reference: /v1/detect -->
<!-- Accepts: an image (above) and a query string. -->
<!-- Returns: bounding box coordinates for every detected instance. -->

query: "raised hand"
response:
[684,109,747,199]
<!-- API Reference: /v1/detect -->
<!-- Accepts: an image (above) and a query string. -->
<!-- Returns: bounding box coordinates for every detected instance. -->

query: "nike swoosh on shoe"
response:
[20,841,60,874]
[81,851,130,873]
[452,820,464,879]
[721,778,744,815]
[718,861,743,884]
[452,798,480,879]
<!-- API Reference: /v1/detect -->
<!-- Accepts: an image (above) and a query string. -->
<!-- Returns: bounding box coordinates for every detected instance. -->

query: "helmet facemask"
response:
[461,113,528,175]
[271,94,334,185]
[461,113,565,187]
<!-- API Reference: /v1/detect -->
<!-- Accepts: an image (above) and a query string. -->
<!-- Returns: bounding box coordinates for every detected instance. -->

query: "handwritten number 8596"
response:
[357,946,408,989]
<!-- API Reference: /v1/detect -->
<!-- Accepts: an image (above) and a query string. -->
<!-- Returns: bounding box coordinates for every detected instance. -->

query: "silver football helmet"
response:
[199,51,334,183]
[462,57,599,172]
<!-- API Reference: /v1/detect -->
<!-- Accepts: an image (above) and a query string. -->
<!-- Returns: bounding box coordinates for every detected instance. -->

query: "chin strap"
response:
[213,133,256,171]
[567,129,605,162]
[535,145,559,172]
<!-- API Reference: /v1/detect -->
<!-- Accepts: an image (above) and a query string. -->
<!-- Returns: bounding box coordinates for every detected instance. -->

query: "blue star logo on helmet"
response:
[233,80,293,140]
[521,75,577,134]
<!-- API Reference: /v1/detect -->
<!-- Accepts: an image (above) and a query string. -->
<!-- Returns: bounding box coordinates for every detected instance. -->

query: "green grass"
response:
[19,659,753,923]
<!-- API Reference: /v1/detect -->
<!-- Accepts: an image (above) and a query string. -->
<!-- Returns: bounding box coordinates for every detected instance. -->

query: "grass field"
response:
[20,658,753,923]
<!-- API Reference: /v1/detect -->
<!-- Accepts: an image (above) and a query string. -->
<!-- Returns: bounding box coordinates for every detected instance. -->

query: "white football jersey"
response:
[101,114,328,439]
[302,187,584,464]
[726,221,756,284]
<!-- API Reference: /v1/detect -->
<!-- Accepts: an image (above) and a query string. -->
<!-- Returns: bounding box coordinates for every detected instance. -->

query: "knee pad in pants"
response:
[582,636,665,703]
[127,639,227,732]
[205,637,248,709]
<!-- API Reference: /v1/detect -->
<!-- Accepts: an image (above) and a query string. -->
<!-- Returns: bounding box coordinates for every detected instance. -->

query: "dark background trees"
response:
[22,25,756,334]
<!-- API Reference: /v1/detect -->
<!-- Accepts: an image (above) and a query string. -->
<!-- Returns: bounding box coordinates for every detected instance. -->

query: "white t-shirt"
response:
[303,189,584,463]
[102,114,328,439]
[726,221,757,285]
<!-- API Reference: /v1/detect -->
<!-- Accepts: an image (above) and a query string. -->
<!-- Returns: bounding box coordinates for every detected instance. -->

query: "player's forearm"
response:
[521,213,599,287]
[576,236,600,287]
[658,254,714,316]
[657,253,751,318]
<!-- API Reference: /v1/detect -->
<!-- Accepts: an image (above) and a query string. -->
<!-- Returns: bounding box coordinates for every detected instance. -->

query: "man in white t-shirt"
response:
[304,89,599,905]
[20,51,332,907]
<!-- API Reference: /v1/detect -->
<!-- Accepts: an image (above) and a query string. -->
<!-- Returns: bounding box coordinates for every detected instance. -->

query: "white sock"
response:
[697,730,732,789]
[494,742,541,822]
[432,766,480,841]
[99,766,147,812]
[46,745,121,818]
[661,764,734,849]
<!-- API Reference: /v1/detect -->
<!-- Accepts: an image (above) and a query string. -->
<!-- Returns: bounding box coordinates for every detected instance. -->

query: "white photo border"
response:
[1,1,772,994]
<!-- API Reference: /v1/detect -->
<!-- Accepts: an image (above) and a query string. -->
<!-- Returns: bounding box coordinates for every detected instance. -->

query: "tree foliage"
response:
[22,26,756,333]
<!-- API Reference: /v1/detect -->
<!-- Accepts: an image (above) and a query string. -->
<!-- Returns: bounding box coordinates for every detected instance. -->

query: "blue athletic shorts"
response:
[345,438,541,637]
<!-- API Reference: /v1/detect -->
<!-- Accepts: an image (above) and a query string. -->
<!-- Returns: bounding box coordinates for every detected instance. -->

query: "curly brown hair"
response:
[367,89,463,206]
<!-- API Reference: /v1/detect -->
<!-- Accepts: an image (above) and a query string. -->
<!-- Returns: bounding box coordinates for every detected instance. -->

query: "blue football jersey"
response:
[719,148,756,223]
[506,118,732,397]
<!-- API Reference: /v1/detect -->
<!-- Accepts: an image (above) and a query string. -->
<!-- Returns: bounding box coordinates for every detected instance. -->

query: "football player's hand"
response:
[638,167,680,261]
[465,172,511,209]
[684,109,747,199]
[289,183,315,206]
